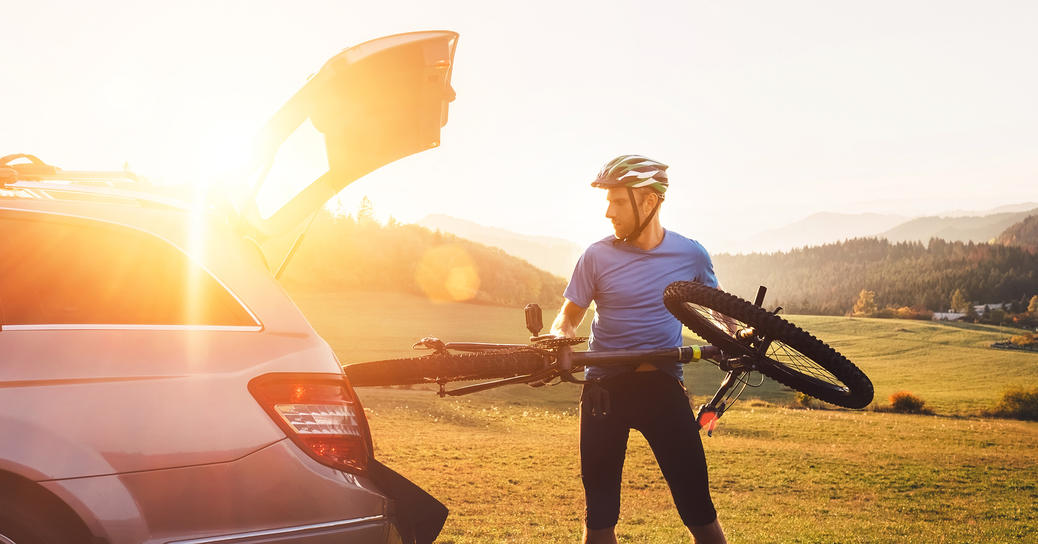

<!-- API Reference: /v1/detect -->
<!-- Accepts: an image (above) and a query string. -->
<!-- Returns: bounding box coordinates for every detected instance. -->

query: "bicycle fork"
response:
[697,285,778,437]
[696,369,743,437]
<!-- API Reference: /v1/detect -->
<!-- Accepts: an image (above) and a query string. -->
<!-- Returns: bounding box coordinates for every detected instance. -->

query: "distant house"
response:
[933,312,966,321]
[973,303,1010,316]
[933,303,1010,321]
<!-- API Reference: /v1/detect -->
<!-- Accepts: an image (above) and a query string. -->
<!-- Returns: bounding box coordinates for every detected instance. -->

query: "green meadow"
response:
[290,289,1038,543]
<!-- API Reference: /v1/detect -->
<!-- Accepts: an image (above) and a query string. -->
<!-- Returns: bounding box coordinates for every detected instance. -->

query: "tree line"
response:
[279,210,566,308]
[712,237,1038,316]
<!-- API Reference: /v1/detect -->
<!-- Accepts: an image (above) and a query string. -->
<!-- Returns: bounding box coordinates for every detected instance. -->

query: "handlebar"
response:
[419,339,738,435]
[568,345,723,367]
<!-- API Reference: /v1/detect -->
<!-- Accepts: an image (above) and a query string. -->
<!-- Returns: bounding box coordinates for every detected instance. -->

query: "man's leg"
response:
[579,383,630,543]
[635,375,726,544]
[688,519,727,544]
[582,526,619,544]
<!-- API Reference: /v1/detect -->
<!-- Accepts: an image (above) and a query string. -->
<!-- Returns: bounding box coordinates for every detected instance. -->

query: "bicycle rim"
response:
[664,281,873,408]
[681,300,847,393]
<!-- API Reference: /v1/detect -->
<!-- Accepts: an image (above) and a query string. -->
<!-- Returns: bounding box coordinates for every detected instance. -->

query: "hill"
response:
[418,214,582,278]
[936,201,1038,217]
[295,293,1038,542]
[878,208,1038,244]
[288,289,1038,414]
[728,212,907,254]
[280,211,567,308]
[996,214,1038,253]
[713,237,1038,315]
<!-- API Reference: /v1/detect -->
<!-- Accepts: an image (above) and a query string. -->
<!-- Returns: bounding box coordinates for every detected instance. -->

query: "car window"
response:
[0,211,257,327]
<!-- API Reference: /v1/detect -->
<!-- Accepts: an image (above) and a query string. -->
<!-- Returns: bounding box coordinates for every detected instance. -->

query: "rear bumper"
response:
[166,516,394,543]
[41,439,391,544]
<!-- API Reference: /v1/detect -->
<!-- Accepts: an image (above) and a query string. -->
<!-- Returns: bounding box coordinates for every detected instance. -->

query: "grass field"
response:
[290,288,1038,415]
[289,288,1038,543]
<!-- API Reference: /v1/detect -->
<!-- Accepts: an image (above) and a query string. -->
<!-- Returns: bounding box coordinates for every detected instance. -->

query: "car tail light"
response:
[249,373,372,474]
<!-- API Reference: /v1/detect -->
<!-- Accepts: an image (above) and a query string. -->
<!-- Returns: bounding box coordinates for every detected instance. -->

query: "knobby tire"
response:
[343,351,550,387]
[664,281,874,409]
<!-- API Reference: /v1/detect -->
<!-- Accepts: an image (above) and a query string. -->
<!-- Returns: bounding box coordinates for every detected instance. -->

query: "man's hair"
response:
[632,186,663,205]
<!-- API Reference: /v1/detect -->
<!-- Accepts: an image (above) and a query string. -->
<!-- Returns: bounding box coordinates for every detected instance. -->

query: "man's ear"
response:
[641,190,659,211]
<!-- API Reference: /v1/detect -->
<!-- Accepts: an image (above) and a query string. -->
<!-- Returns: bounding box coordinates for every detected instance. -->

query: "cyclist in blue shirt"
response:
[550,155,727,544]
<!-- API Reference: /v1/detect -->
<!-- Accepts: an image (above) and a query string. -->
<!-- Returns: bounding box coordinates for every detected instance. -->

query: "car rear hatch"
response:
[242,30,458,238]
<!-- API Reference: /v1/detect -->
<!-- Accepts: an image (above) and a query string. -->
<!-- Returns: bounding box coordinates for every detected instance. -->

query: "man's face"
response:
[605,187,654,239]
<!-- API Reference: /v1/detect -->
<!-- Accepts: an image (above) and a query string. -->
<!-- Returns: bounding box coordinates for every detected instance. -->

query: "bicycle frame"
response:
[429,340,748,435]
[409,288,781,434]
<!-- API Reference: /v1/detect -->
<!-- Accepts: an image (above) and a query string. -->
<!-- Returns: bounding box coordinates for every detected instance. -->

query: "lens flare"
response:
[415,244,480,302]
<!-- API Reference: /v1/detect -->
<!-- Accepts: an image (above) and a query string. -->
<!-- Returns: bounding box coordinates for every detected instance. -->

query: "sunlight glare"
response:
[184,181,208,333]
[194,121,256,194]
[415,244,481,302]
[255,119,328,220]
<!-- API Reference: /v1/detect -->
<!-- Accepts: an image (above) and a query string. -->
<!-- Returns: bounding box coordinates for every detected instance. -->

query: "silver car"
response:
[0,30,457,544]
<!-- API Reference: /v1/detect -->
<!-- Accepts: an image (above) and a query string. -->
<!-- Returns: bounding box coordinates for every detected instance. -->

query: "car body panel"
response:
[41,440,390,544]
[0,330,340,478]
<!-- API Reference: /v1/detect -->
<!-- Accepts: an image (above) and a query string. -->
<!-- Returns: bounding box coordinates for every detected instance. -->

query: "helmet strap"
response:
[626,187,641,239]
[620,187,662,245]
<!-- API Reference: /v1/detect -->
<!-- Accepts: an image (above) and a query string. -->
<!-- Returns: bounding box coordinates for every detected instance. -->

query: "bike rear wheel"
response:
[663,281,874,409]
[343,350,550,387]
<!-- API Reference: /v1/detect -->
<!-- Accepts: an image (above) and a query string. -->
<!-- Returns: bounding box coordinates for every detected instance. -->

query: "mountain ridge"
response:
[417,214,581,278]
[879,208,1038,244]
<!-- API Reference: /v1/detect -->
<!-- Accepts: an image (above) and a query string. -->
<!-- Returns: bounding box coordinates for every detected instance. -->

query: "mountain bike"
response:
[344,282,874,432]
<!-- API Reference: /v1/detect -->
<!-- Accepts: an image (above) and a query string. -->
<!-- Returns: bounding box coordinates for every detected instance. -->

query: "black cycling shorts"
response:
[579,370,717,529]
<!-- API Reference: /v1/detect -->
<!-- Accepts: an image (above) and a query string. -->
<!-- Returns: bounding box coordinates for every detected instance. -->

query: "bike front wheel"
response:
[343,350,550,387]
[663,281,874,409]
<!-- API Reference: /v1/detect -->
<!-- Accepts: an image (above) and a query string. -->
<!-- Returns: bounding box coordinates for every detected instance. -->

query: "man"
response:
[550,155,727,544]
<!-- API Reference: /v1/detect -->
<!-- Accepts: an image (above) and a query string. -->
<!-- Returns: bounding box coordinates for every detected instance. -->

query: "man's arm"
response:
[550,299,588,338]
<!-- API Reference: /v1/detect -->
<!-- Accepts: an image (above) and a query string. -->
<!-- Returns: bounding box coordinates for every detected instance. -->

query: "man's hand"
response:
[550,299,588,338]
[525,300,589,388]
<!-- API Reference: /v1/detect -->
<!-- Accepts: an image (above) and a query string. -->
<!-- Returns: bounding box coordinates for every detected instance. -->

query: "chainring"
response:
[531,336,589,349]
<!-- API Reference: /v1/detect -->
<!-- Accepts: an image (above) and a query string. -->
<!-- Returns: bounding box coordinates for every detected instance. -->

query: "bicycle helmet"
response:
[592,154,668,244]
[591,154,669,195]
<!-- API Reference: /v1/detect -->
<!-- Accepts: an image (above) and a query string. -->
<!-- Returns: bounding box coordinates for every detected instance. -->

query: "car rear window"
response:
[0,211,257,327]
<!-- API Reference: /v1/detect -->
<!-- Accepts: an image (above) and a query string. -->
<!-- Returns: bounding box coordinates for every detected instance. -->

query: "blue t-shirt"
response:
[563,230,718,381]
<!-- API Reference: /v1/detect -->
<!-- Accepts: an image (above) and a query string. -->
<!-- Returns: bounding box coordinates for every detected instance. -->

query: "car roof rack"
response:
[1,153,143,184]
[0,154,189,210]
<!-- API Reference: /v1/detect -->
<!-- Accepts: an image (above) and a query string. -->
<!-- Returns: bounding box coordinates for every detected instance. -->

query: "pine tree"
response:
[965,304,979,322]
[358,196,375,224]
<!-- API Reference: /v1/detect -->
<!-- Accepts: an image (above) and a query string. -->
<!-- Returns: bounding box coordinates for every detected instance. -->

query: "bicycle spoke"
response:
[766,341,845,389]
[683,302,745,340]
[684,301,845,391]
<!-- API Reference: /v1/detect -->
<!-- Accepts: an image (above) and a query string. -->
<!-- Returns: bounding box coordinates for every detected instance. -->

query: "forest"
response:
[280,210,566,308]
[713,237,1038,316]
[282,208,1038,321]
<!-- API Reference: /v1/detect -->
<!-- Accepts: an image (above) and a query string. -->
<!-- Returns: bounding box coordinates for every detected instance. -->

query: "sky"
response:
[3,0,1037,252]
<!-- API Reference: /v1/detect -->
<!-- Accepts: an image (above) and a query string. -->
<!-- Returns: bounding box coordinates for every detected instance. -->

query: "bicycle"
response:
[343,282,874,433]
